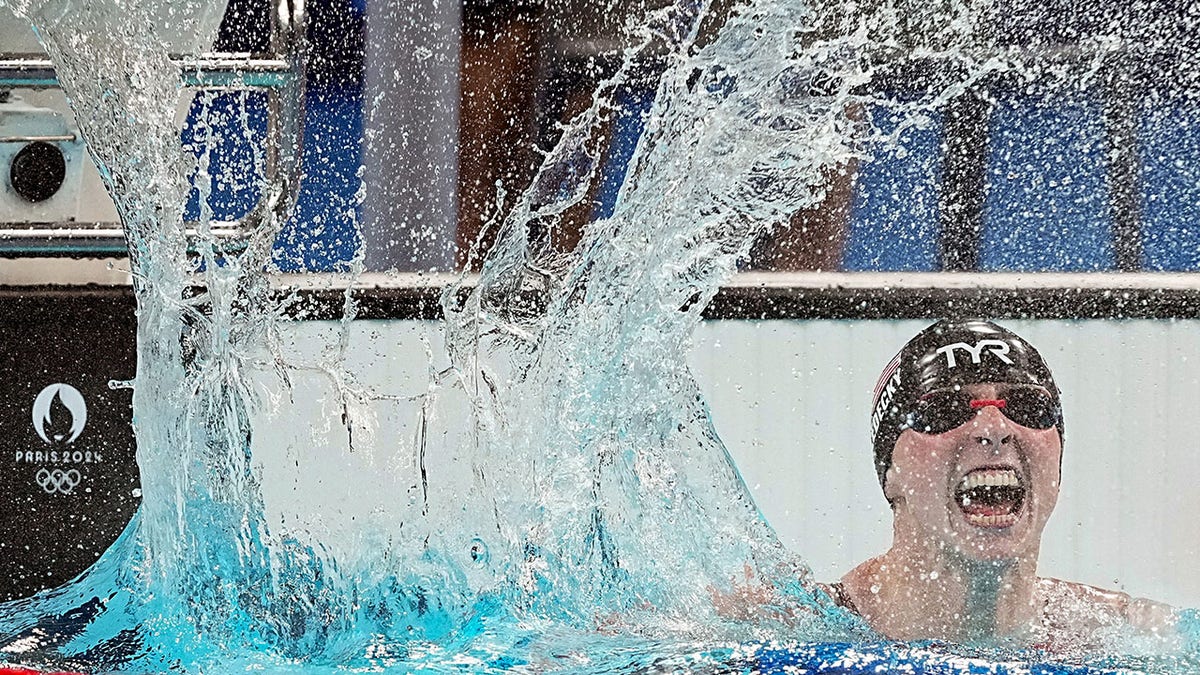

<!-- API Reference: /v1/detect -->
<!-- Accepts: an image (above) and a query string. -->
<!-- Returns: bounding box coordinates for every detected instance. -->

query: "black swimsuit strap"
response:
[825,581,862,617]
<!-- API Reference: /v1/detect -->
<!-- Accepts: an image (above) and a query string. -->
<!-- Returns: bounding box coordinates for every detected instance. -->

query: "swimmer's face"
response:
[884,383,1062,562]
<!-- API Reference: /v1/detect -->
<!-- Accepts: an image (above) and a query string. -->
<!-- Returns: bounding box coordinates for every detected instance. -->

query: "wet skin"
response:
[843,382,1061,641]
[840,382,1174,646]
[711,380,1174,646]
[885,382,1061,564]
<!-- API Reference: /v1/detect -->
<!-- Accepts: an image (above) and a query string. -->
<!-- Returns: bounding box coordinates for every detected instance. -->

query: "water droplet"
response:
[469,537,489,565]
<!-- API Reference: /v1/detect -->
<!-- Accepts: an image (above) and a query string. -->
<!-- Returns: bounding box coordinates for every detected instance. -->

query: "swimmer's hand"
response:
[1128,596,1176,635]
[1038,578,1180,650]
[594,599,654,635]
[708,564,802,623]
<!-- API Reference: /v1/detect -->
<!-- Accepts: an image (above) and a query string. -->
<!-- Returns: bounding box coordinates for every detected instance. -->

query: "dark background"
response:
[0,289,139,601]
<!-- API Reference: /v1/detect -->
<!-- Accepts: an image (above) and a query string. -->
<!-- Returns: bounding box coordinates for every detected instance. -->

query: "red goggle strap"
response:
[969,399,1007,409]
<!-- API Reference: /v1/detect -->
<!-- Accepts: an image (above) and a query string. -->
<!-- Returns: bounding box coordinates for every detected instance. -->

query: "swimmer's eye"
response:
[902,389,1060,434]
[997,388,1061,430]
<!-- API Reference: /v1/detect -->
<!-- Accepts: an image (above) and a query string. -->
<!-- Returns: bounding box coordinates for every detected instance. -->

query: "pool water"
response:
[2,0,1200,672]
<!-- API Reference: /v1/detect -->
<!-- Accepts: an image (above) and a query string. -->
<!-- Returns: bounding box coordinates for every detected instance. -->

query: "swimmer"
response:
[826,319,1175,649]
[711,319,1179,651]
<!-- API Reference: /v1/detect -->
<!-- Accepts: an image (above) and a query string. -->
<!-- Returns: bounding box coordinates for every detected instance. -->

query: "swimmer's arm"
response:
[708,564,823,624]
[708,564,783,622]
[1080,584,1175,634]
[1045,578,1176,635]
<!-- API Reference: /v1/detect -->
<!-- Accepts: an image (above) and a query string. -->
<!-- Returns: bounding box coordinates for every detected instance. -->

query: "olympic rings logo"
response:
[35,468,81,495]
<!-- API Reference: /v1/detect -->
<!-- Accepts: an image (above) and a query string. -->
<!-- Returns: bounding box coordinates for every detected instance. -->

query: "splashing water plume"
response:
[2,0,1200,671]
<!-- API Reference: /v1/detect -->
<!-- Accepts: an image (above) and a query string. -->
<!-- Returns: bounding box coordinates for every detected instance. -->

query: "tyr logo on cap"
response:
[935,340,1014,368]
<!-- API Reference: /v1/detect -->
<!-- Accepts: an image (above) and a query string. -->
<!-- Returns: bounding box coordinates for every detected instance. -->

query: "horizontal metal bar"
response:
[269,271,1200,293]
[0,134,76,143]
[724,271,1200,291]
[0,238,128,255]
[0,227,125,239]
[0,257,131,286]
[0,221,244,237]
[6,270,1200,320]
[262,271,1200,322]
[176,56,294,89]
[0,55,294,90]
[0,222,249,256]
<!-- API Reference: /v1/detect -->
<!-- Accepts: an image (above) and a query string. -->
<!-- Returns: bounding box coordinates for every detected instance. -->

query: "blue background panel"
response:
[593,84,657,221]
[844,109,943,271]
[1139,95,1200,271]
[179,84,363,272]
[182,91,268,224]
[981,93,1114,272]
[272,85,364,272]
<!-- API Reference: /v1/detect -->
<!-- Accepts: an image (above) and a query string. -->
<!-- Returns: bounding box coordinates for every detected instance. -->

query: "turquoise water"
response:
[2,0,1200,672]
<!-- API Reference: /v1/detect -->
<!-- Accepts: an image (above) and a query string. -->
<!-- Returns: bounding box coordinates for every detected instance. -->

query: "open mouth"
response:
[954,467,1025,529]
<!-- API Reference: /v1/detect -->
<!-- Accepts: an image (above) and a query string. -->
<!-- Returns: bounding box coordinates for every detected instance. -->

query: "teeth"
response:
[963,512,1018,528]
[959,468,1020,491]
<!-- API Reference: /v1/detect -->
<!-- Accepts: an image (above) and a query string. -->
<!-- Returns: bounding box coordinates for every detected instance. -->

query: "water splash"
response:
[1,0,1199,671]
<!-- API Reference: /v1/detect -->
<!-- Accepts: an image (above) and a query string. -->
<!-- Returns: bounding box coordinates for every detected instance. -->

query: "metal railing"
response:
[255,271,1200,321]
[0,0,306,257]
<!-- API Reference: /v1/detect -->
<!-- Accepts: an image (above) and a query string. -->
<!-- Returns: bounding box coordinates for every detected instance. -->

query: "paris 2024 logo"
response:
[23,383,96,495]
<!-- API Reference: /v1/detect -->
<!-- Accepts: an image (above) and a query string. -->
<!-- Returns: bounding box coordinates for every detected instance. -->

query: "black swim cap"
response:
[870,319,1064,493]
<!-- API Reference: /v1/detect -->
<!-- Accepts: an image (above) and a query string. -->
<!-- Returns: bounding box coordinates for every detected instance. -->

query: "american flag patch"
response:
[870,353,903,438]
[872,353,902,409]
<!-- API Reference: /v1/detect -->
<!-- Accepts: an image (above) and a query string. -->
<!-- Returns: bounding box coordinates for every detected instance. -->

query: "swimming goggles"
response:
[902,386,1061,435]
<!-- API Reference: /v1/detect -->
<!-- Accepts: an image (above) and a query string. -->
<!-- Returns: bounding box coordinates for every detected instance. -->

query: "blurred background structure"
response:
[4,0,1198,273]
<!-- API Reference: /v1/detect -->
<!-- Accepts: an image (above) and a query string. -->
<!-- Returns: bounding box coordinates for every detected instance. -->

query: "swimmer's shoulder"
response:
[818,559,881,617]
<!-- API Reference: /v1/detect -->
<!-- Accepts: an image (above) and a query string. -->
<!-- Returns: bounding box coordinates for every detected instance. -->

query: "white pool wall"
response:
[252,318,1200,609]
[692,319,1200,608]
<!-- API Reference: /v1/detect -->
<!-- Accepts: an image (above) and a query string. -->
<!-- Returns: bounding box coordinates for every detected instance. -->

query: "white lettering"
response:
[936,340,1014,368]
[871,371,901,437]
[15,449,104,463]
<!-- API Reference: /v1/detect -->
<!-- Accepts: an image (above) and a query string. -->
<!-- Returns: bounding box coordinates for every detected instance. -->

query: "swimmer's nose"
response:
[970,404,1014,448]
